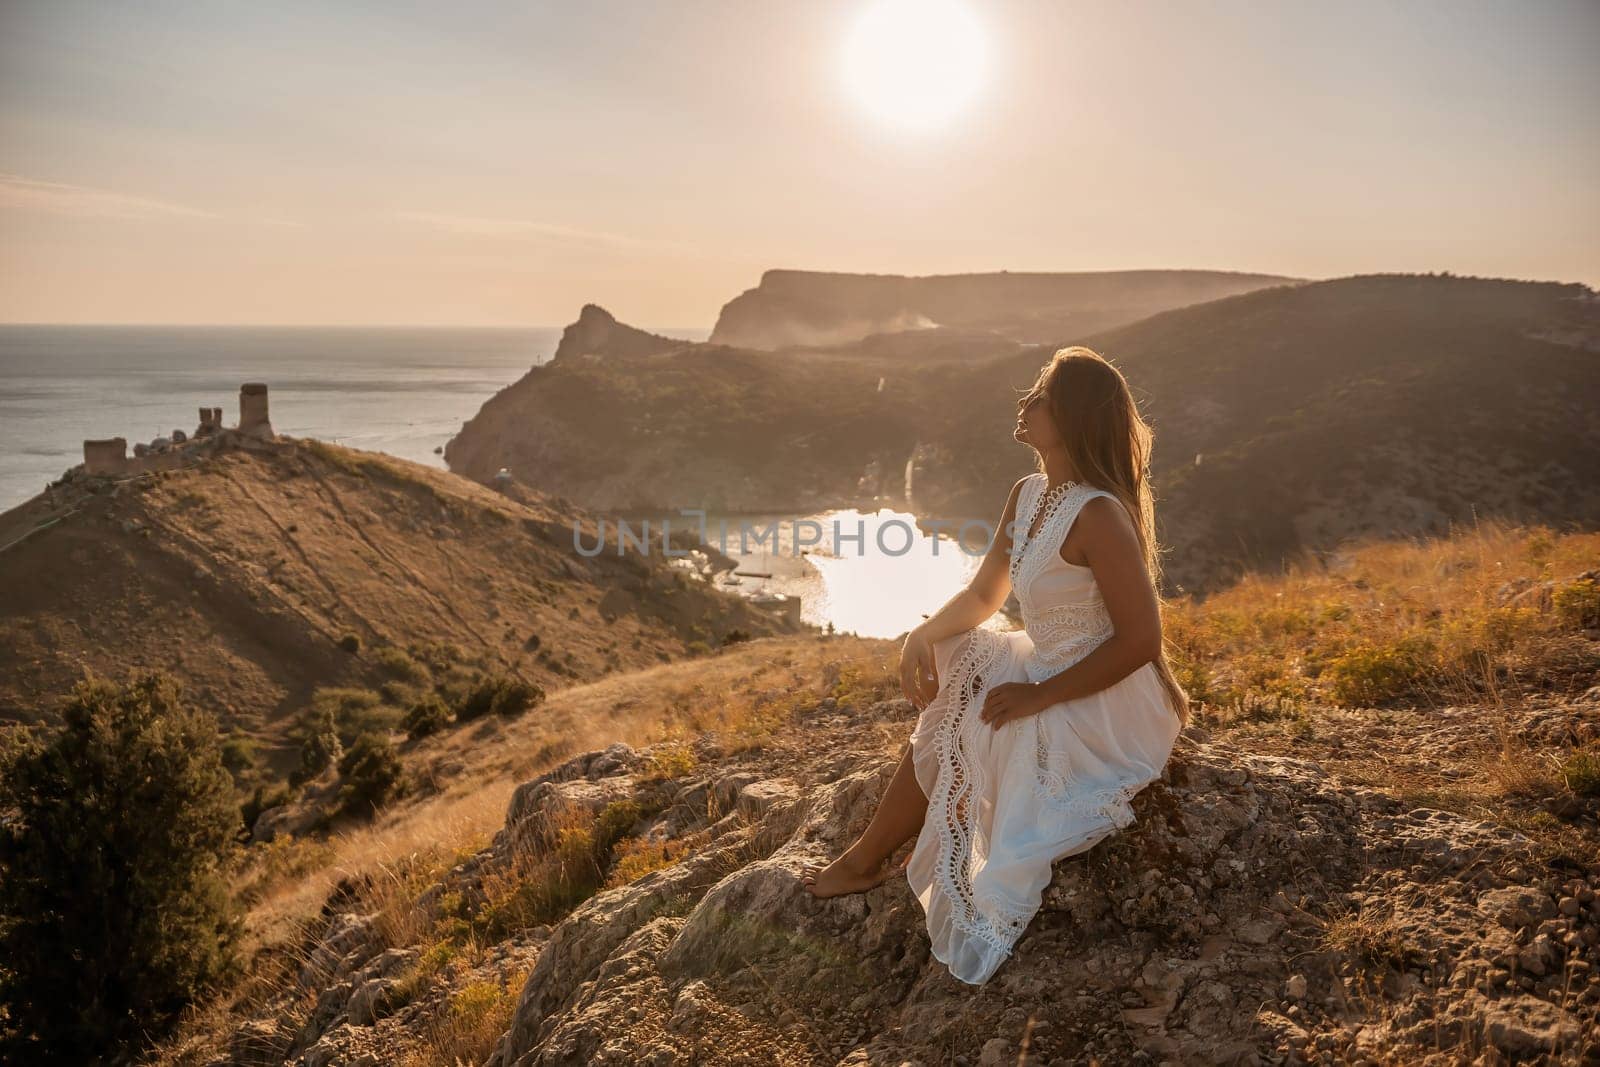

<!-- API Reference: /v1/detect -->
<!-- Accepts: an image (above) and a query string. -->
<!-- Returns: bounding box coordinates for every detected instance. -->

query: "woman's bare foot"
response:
[801,849,897,899]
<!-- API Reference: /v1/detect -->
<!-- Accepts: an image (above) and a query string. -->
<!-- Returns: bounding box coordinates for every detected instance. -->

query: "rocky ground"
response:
[209,676,1599,1066]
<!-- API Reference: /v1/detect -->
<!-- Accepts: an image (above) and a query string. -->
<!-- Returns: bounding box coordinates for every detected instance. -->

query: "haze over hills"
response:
[446,271,1600,595]
[708,268,1301,349]
[0,436,796,752]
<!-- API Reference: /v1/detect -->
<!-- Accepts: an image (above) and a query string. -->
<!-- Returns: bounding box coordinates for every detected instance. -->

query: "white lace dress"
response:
[905,473,1183,985]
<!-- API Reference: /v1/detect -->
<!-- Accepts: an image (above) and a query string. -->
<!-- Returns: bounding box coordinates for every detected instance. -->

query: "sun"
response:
[841,0,988,132]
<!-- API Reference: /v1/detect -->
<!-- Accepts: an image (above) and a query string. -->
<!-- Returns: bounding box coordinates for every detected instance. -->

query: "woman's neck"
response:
[1040,452,1081,491]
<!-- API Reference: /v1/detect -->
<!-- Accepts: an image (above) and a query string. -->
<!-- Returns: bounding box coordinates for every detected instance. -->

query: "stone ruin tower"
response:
[238,382,275,440]
[195,406,224,438]
[82,437,128,475]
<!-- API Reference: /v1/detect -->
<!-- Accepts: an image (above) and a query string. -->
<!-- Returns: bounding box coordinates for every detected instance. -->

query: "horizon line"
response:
[0,321,716,331]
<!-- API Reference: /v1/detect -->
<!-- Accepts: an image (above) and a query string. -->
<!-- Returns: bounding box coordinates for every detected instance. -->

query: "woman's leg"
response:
[802,740,929,898]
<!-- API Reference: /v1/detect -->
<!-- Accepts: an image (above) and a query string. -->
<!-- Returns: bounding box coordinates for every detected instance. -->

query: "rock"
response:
[219,719,1598,1067]
[978,1037,1011,1066]
[297,912,379,990]
[1478,886,1555,932]
[735,777,800,821]
[668,979,715,1032]
[1484,996,1582,1057]
[346,977,396,1026]
[1517,934,1559,977]
[250,804,298,843]
[228,1018,293,1065]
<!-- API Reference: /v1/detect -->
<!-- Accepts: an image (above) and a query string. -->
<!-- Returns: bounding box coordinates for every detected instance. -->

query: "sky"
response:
[1,0,1596,327]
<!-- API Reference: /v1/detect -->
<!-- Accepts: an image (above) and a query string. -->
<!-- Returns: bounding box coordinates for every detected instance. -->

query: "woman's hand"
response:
[899,627,939,710]
[979,681,1049,730]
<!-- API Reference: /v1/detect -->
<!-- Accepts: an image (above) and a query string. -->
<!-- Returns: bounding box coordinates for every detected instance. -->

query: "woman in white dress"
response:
[802,345,1191,985]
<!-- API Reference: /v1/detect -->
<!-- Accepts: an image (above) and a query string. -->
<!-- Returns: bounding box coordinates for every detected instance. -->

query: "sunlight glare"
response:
[842,0,988,132]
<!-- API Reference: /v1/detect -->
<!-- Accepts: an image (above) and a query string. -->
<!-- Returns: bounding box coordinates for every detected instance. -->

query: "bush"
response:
[309,687,396,747]
[456,675,546,722]
[220,734,257,776]
[337,732,403,816]
[374,646,430,683]
[338,632,362,653]
[1554,578,1600,629]
[491,680,544,718]
[1326,635,1437,706]
[1561,747,1600,797]
[404,694,453,740]
[0,673,243,1063]
[379,679,419,707]
[292,705,343,786]
[721,628,753,647]
[455,677,501,722]
[240,780,294,838]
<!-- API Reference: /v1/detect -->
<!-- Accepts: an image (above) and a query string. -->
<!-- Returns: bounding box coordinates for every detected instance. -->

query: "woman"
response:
[801,346,1191,986]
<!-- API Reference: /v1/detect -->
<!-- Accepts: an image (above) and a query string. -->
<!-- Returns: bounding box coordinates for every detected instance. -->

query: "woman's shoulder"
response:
[1073,486,1136,529]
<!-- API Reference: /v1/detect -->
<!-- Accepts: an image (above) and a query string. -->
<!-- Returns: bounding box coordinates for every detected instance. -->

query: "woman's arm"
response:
[912,476,1028,645]
[978,494,1163,728]
[1034,495,1162,703]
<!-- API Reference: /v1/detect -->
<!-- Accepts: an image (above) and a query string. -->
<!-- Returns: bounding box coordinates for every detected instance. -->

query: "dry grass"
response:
[1167,519,1599,715]
[397,962,532,1067]
[144,634,882,1062]
[238,634,867,944]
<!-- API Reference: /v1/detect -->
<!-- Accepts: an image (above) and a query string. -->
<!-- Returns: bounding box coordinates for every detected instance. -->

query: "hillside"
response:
[962,273,1600,593]
[141,521,1600,1066]
[448,273,1600,596]
[0,435,798,763]
[444,314,1027,509]
[708,268,1299,349]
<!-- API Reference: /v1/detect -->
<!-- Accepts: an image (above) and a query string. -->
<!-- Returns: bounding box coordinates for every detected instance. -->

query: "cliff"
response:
[552,304,689,364]
[709,268,1300,349]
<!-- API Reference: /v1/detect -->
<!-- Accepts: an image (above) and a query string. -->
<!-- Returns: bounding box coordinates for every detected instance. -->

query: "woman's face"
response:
[1013,374,1061,451]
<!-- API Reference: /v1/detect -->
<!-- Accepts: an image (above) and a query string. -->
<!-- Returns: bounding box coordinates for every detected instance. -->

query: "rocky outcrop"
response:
[709,268,1298,349]
[468,708,1595,1065]
[213,680,1599,1065]
[551,304,687,364]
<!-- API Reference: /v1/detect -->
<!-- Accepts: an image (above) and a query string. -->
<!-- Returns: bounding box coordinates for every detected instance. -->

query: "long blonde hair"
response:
[1023,346,1191,727]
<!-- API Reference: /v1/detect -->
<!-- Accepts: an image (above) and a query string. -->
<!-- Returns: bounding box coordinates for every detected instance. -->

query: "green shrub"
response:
[310,687,395,746]
[456,676,546,722]
[1561,747,1600,797]
[0,673,243,1063]
[404,694,452,740]
[374,646,429,683]
[491,680,544,718]
[337,733,403,817]
[721,628,753,647]
[219,734,257,776]
[455,678,501,722]
[378,680,416,706]
[1326,634,1437,706]
[338,632,362,653]
[1554,578,1600,630]
[292,706,342,785]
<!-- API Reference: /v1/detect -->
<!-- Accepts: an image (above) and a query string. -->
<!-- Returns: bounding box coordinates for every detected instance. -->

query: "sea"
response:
[0,324,706,511]
[0,325,997,638]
